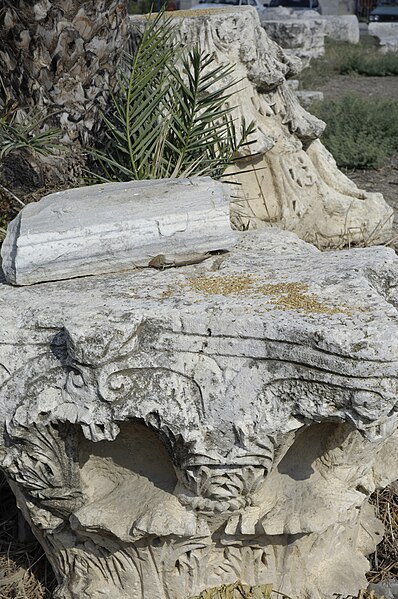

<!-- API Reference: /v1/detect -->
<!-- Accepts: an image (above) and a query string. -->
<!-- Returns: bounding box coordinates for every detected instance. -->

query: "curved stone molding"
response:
[0,228,397,598]
[132,9,394,248]
[1,177,237,286]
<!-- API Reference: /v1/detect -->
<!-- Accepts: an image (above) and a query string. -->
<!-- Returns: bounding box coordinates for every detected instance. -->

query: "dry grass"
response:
[368,486,398,583]
[192,586,387,599]
[191,583,290,598]
[0,556,45,599]
[0,474,55,599]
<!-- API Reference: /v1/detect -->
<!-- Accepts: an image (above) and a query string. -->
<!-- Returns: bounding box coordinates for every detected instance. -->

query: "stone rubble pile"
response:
[261,8,326,67]
[260,10,360,68]
[152,8,392,249]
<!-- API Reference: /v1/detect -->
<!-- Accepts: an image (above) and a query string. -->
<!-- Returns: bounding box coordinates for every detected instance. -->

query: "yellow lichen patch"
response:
[188,274,256,295]
[257,282,351,315]
[186,276,353,315]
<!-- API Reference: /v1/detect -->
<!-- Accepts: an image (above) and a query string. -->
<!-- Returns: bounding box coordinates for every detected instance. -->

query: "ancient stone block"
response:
[261,9,326,67]
[295,89,324,106]
[1,177,236,286]
[369,22,398,52]
[323,14,360,43]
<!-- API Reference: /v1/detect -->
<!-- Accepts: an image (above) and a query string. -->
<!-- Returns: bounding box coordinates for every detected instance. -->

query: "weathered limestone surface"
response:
[261,9,326,67]
[1,177,236,286]
[369,22,398,52]
[144,9,394,248]
[1,227,398,599]
[323,14,360,43]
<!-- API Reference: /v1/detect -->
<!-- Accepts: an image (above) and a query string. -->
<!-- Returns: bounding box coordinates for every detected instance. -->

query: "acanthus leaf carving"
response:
[3,421,83,519]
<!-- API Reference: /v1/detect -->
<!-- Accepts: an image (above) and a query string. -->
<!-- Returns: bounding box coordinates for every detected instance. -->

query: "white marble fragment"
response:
[369,22,398,52]
[1,177,236,286]
[296,89,324,106]
[323,14,360,44]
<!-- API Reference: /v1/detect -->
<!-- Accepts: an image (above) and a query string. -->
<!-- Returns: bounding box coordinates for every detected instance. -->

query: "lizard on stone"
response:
[148,252,213,270]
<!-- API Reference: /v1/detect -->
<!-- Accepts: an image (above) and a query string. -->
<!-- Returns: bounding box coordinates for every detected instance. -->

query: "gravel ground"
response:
[317,74,398,101]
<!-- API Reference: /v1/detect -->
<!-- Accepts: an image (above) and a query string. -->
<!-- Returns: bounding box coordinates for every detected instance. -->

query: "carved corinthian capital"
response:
[1,227,398,598]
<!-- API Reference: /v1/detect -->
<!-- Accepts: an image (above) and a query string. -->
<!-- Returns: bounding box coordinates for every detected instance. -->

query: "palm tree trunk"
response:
[0,0,128,145]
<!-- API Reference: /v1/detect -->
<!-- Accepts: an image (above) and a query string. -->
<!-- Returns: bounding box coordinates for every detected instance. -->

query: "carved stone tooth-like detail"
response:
[178,466,266,514]
[273,82,326,144]
[171,424,275,514]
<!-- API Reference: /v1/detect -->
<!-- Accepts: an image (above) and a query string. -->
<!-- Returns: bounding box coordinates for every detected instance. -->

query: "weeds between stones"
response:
[368,486,398,583]
[299,39,398,170]
[0,473,55,599]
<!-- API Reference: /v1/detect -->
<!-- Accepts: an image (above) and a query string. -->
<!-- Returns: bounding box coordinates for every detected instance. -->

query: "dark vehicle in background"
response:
[369,0,398,21]
[268,0,322,12]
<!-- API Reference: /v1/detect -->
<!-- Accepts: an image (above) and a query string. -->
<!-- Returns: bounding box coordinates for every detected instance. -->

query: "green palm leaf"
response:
[90,12,256,183]
[0,106,60,159]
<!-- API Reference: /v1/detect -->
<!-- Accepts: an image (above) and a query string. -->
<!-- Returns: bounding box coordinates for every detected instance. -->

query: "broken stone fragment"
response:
[150,9,393,248]
[368,22,398,53]
[1,177,236,286]
[323,15,360,44]
[261,10,326,67]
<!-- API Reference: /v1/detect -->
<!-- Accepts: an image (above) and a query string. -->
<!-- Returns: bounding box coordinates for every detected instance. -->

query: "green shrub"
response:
[128,0,154,14]
[300,39,398,88]
[310,94,398,169]
[337,44,398,77]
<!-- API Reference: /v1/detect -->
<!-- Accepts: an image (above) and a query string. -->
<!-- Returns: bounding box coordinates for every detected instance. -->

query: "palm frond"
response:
[90,13,257,183]
[0,106,60,158]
